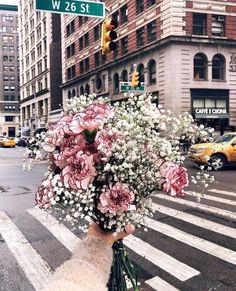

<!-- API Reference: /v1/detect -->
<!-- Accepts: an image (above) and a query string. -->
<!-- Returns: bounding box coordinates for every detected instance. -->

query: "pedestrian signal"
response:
[101,19,118,54]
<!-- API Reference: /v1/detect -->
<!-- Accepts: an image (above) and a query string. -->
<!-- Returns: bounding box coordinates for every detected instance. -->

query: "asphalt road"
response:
[0,147,235,291]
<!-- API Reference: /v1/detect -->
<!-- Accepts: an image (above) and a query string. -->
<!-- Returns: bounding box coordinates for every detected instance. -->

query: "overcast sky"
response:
[0,0,19,5]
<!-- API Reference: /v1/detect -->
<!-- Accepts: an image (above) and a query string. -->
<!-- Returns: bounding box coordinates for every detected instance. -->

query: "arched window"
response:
[212,54,225,80]
[148,59,156,84]
[121,70,128,82]
[113,73,119,94]
[72,88,76,97]
[80,86,84,95]
[137,63,145,83]
[85,84,90,95]
[68,90,71,99]
[194,53,208,80]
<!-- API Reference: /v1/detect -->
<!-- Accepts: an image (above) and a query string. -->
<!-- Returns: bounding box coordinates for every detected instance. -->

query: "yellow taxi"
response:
[188,132,236,170]
[0,136,16,147]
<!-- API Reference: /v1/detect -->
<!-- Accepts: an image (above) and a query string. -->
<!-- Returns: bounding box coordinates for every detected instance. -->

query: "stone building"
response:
[61,0,236,132]
[0,4,19,137]
[19,0,62,136]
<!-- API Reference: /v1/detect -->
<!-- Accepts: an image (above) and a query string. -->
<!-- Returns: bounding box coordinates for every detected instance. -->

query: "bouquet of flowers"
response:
[33,93,214,290]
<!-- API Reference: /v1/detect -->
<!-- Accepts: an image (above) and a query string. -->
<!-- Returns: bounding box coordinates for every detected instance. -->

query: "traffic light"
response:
[131,70,140,88]
[101,18,118,54]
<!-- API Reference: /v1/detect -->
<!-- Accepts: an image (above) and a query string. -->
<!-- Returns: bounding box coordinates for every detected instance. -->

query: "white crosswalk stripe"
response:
[186,191,236,206]
[0,187,236,291]
[209,188,236,198]
[154,193,236,220]
[0,211,51,291]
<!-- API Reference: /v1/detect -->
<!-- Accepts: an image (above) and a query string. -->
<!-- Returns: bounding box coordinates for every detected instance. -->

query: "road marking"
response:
[209,189,236,198]
[27,208,80,253]
[146,217,236,265]
[186,192,236,206]
[146,276,180,291]
[153,203,236,239]
[0,211,51,291]
[155,194,236,220]
[124,235,200,281]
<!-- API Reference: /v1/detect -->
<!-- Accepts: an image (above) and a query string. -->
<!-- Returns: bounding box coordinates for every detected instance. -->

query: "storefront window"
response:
[205,99,215,108]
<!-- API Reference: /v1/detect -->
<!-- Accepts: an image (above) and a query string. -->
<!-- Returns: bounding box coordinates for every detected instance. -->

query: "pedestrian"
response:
[41,223,135,291]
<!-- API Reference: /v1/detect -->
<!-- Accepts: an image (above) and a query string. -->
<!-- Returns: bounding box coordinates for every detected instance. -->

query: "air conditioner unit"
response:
[218,16,225,22]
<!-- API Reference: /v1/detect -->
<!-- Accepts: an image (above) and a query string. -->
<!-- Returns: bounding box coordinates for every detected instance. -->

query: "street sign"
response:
[120,82,145,92]
[35,0,105,18]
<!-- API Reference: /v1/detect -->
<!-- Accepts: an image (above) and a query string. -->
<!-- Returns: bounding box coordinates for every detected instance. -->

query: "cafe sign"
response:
[194,108,229,119]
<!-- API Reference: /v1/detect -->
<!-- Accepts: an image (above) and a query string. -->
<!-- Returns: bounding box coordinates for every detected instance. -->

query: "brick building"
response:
[0,4,19,137]
[61,0,236,131]
[19,0,62,136]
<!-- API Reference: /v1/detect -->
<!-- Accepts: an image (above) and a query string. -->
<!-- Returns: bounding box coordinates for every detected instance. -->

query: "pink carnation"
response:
[35,178,55,209]
[69,103,114,134]
[98,183,135,214]
[96,129,121,157]
[61,151,97,190]
[162,164,189,197]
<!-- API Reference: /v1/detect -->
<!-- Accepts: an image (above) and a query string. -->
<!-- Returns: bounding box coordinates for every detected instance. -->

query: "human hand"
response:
[87,223,135,246]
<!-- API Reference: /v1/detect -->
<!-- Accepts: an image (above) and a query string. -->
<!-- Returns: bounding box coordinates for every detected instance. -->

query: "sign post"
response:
[120,82,145,93]
[35,0,105,18]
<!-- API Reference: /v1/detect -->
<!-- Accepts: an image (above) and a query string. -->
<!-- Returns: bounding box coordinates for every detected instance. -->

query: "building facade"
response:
[19,0,62,136]
[61,0,236,132]
[0,4,19,137]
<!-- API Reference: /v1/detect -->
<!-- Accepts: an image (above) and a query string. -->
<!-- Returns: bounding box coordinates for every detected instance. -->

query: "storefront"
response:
[191,89,230,134]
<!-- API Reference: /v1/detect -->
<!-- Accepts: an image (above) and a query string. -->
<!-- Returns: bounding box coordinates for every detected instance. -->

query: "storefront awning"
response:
[195,114,230,119]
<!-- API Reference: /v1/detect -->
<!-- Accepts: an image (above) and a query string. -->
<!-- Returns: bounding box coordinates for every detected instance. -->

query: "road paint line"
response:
[146,217,236,265]
[209,189,236,198]
[153,203,236,239]
[186,192,236,206]
[146,276,180,291]
[154,194,236,220]
[0,211,51,291]
[124,235,200,281]
[27,208,80,253]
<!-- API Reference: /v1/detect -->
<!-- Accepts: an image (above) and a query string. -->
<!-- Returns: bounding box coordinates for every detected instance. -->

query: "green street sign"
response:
[35,0,105,18]
[120,82,145,92]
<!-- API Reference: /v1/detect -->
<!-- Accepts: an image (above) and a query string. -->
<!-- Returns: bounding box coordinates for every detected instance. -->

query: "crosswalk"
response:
[0,187,236,291]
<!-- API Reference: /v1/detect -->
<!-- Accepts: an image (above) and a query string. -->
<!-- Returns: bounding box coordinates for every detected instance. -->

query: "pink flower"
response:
[70,103,114,134]
[162,164,189,197]
[61,151,97,190]
[96,129,121,157]
[98,183,135,214]
[43,115,74,151]
[35,178,55,209]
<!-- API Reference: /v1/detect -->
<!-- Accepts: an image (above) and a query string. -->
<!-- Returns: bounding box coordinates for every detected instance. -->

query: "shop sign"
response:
[194,108,229,119]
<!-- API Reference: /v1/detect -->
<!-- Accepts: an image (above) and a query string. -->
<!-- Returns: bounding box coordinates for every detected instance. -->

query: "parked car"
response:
[188,132,236,170]
[0,136,16,147]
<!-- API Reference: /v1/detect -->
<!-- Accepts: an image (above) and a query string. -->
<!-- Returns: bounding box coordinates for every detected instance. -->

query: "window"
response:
[2,35,8,42]
[94,25,100,42]
[38,79,43,91]
[10,85,15,91]
[79,37,84,50]
[3,66,8,71]
[9,56,14,62]
[67,65,76,79]
[194,53,208,80]
[147,0,156,7]
[3,45,8,52]
[66,43,75,58]
[148,59,156,84]
[66,20,75,37]
[4,105,15,112]
[212,15,225,37]
[3,55,8,62]
[94,52,100,67]
[120,5,128,24]
[26,71,30,82]
[37,44,42,57]
[147,21,156,43]
[4,95,15,101]
[84,33,89,48]
[30,32,35,45]
[26,55,30,67]
[80,86,84,95]
[43,38,47,52]
[113,73,119,94]
[8,36,14,43]
[5,116,14,122]
[85,84,90,95]
[32,83,36,93]
[30,18,34,30]
[31,49,35,62]
[3,76,9,81]
[212,54,225,80]
[9,46,14,53]
[37,61,43,74]
[193,14,207,35]
[9,66,14,72]
[137,64,145,83]
[121,36,128,55]
[112,11,119,23]
[80,61,84,74]
[85,58,90,71]
[37,25,42,40]
[10,76,15,81]
[44,58,47,70]
[136,0,144,15]
[79,16,83,26]
[136,27,145,48]
[4,85,9,91]
[121,70,128,82]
